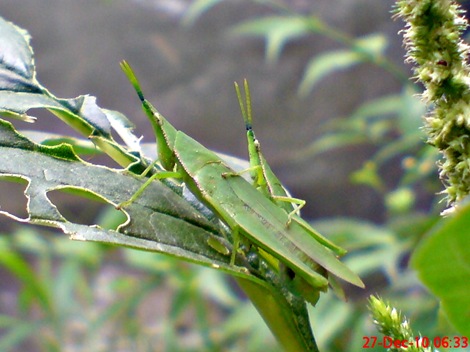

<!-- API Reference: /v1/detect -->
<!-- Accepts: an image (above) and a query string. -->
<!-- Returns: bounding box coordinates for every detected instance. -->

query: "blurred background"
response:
[0,0,408,221]
[0,0,460,351]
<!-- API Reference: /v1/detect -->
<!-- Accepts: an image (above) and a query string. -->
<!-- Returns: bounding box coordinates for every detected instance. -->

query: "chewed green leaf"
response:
[20,131,99,156]
[0,17,42,99]
[0,69,42,94]
[0,119,263,286]
[0,91,118,142]
[0,111,317,352]
[0,16,35,80]
[0,16,143,170]
[411,202,470,336]
[0,80,139,168]
[104,109,141,151]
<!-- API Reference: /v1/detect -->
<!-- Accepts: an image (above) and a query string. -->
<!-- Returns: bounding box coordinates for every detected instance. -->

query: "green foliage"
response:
[1,0,469,351]
[0,13,316,351]
[298,34,388,96]
[183,0,470,349]
[232,16,314,65]
[0,229,279,351]
[188,0,407,94]
[0,119,250,279]
[411,203,470,336]
[182,0,225,26]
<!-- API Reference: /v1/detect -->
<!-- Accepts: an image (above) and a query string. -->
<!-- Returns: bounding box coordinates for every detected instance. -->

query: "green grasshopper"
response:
[233,80,353,300]
[233,80,346,256]
[119,61,364,299]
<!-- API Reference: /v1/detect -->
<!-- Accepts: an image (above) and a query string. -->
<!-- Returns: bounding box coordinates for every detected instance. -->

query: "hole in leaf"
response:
[47,187,126,230]
[0,176,29,221]
[18,108,128,169]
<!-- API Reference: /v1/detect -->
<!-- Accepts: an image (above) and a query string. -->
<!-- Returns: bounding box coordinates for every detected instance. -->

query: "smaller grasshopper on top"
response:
[232,80,356,300]
[233,80,346,256]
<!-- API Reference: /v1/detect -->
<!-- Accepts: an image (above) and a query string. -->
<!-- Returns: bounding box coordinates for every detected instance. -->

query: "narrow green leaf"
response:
[298,34,387,97]
[349,95,402,121]
[353,33,388,57]
[298,50,362,96]
[291,133,367,160]
[183,0,226,26]
[0,320,44,351]
[54,259,82,314]
[0,238,52,313]
[232,17,311,64]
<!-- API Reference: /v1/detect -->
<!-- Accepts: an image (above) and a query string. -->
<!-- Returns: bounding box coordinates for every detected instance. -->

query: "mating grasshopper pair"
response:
[119,61,364,304]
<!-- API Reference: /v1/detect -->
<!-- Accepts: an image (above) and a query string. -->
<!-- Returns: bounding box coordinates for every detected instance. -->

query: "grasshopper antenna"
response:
[234,79,253,131]
[120,60,146,103]
[120,60,164,144]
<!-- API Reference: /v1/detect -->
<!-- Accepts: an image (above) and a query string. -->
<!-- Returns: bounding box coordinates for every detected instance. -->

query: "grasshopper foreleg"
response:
[270,196,306,224]
[117,169,181,209]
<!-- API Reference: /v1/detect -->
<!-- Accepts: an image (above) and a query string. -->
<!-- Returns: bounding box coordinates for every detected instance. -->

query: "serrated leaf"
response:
[104,109,141,151]
[20,131,100,156]
[0,15,321,349]
[0,16,140,168]
[0,118,317,352]
[0,118,252,279]
[0,17,36,82]
[411,203,470,336]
